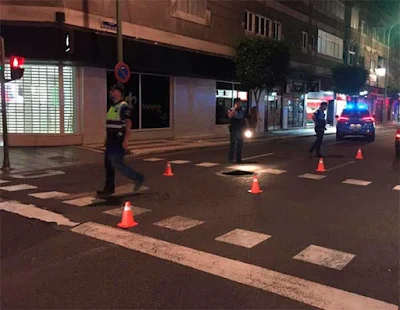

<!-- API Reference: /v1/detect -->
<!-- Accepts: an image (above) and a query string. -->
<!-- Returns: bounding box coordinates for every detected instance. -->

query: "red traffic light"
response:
[10,56,25,68]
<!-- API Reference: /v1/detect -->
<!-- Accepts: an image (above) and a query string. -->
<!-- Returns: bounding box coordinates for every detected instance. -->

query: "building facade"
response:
[343,0,400,123]
[0,0,379,146]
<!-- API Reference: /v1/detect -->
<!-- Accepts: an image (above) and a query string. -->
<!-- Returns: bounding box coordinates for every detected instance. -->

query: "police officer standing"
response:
[309,101,328,157]
[97,84,144,196]
[228,98,246,163]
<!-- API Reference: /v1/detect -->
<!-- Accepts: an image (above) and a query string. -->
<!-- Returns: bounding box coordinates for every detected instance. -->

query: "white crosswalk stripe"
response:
[29,191,69,199]
[0,184,37,191]
[143,158,165,162]
[154,216,204,231]
[215,229,271,248]
[196,162,220,167]
[63,196,104,207]
[169,160,191,164]
[298,173,326,180]
[342,179,371,186]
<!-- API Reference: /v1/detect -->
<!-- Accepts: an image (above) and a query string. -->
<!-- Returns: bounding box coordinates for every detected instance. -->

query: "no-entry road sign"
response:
[114,62,131,83]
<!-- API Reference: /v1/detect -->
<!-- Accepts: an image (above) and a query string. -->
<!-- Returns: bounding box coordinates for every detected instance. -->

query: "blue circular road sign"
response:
[114,62,131,83]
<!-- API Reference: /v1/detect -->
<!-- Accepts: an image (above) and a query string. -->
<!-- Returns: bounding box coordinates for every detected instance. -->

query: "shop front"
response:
[0,63,79,146]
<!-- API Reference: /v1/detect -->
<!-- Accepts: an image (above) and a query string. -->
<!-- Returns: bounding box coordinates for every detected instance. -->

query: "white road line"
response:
[293,245,355,271]
[72,222,398,310]
[143,158,165,162]
[29,191,69,199]
[242,153,274,161]
[215,229,271,248]
[326,161,356,172]
[0,180,10,184]
[154,216,204,231]
[10,170,65,179]
[298,173,326,180]
[0,200,80,227]
[0,184,37,191]
[196,162,220,167]
[393,185,400,191]
[169,160,191,164]
[342,179,371,186]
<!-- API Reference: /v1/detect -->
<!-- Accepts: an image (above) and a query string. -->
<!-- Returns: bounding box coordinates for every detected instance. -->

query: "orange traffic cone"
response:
[117,201,138,229]
[248,174,262,194]
[316,158,326,172]
[355,148,364,160]
[163,162,174,176]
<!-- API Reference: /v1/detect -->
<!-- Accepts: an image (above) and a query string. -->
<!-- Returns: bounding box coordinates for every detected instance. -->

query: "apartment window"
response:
[361,21,366,35]
[171,0,209,25]
[244,11,254,32]
[273,21,282,40]
[312,35,316,51]
[372,27,377,40]
[314,0,344,20]
[349,45,355,65]
[337,1,345,20]
[0,64,76,134]
[351,7,360,30]
[302,32,308,49]
[175,0,207,18]
[317,29,343,60]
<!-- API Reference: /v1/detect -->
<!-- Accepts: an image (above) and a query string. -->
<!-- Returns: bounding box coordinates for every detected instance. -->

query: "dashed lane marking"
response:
[215,229,271,248]
[154,216,204,231]
[342,179,371,186]
[393,185,400,191]
[9,170,65,179]
[242,152,274,161]
[169,160,191,164]
[298,173,326,180]
[196,162,220,167]
[29,191,69,199]
[104,206,151,217]
[72,222,398,310]
[293,245,355,271]
[0,184,37,192]
[326,161,356,172]
[63,196,104,207]
[0,180,10,184]
[143,158,165,162]
[0,200,80,227]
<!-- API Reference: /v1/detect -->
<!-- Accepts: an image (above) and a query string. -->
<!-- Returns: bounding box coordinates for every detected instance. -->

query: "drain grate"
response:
[221,170,254,176]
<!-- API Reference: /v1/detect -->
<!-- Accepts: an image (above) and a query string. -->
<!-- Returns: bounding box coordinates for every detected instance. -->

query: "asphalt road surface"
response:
[1,127,399,309]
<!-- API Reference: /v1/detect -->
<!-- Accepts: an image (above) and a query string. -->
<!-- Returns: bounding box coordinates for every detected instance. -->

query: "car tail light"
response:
[362,116,374,122]
[396,132,400,139]
[338,116,349,121]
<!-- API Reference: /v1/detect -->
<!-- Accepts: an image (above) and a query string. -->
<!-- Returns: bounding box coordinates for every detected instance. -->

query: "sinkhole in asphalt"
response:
[221,170,254,176]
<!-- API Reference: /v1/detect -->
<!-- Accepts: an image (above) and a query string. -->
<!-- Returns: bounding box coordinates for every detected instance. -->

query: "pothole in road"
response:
[221,170,254,176]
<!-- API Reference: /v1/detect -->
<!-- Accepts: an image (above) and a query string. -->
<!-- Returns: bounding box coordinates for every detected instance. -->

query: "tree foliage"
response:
[332,65,368,96]
[235,36,291,107]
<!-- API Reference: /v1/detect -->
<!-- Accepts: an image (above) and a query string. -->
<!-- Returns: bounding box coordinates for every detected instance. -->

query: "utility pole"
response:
[116,0,123,63]
[383,22,399,124]
[0,36,10,171]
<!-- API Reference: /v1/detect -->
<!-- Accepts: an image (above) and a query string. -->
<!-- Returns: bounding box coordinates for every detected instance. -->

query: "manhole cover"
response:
[221,170,254,176]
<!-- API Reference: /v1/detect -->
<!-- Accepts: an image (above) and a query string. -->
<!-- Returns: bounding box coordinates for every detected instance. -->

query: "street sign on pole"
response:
[0,36,11,171]
[114,62,131,84]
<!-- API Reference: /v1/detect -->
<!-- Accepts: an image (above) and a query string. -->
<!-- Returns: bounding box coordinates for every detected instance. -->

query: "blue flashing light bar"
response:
[345,103,368,110]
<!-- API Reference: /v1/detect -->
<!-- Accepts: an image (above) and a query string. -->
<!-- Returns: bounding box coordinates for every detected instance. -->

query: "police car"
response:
[335,104,376,142]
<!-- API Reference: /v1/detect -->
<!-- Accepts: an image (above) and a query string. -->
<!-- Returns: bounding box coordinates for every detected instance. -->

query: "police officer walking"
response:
[97,84,145,196]
[228,98,246,163]
[309,101,328,157]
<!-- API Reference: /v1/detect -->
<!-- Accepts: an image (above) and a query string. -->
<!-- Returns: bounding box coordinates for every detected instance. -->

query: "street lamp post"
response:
[383,22,399,123]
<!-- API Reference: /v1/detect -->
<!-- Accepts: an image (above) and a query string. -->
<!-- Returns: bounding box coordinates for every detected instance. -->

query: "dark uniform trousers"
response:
[310,127,325,156]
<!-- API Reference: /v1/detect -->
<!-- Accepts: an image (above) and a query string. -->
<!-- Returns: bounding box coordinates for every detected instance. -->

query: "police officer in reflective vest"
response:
[97,84,144,196]
[309,101,328,157]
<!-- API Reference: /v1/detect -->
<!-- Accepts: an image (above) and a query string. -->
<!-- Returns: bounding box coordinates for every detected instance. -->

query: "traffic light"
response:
[10,56,25,81]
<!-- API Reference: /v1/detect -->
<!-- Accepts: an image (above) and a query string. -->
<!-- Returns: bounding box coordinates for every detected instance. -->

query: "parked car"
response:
[395,128,400,158]
[336,104,375,142]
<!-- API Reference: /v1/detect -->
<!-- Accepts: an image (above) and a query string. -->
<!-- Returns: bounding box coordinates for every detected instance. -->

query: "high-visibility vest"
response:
[106,101,128,133]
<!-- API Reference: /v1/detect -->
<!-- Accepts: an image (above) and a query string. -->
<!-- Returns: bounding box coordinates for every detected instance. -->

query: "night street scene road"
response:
[1,0,400,309]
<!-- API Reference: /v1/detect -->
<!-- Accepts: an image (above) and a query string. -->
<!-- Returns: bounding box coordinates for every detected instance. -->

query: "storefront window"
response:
[215,82,248,125]
[0,64,76,134]
[106,72,170,129]
[141,74,170,129]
